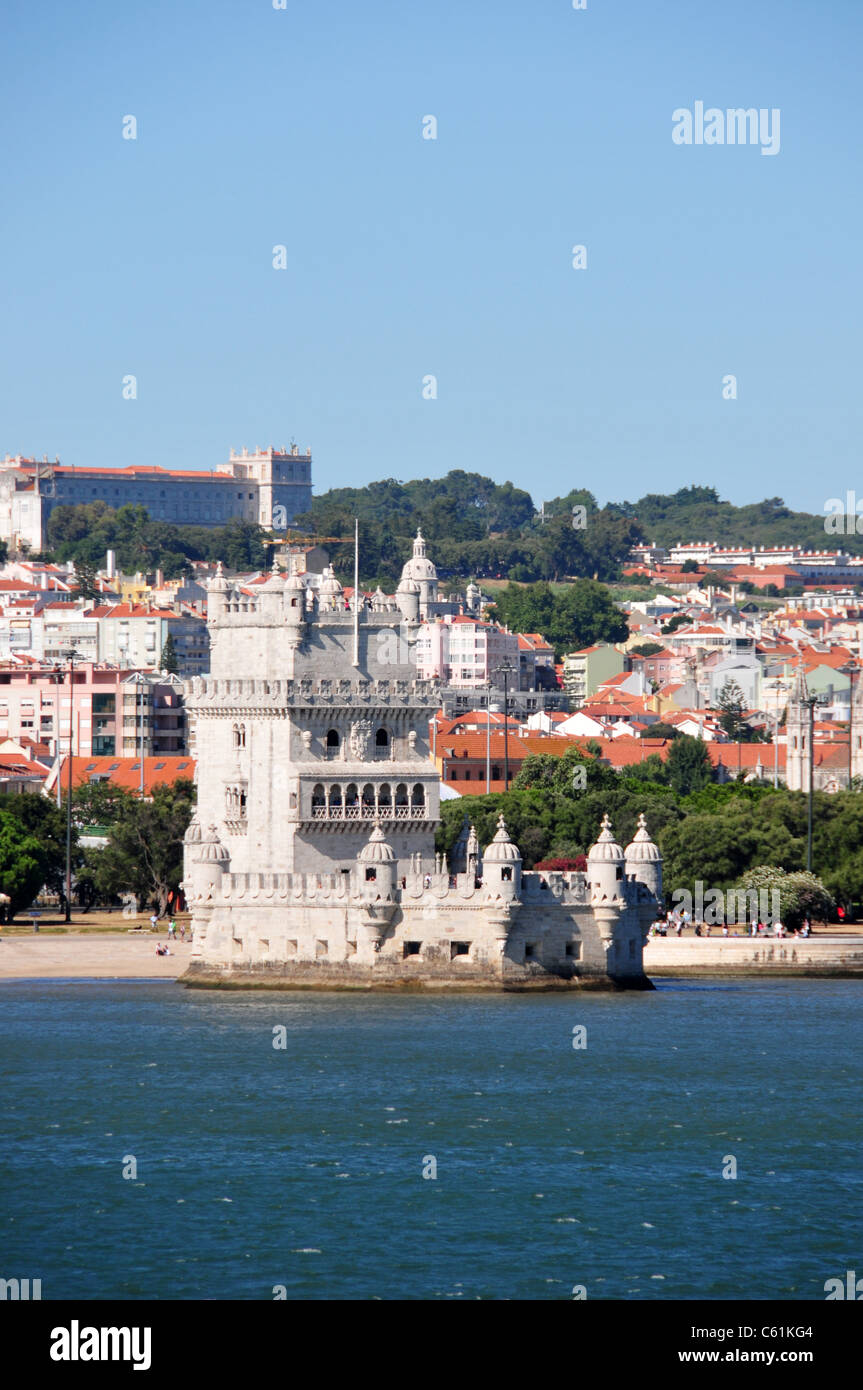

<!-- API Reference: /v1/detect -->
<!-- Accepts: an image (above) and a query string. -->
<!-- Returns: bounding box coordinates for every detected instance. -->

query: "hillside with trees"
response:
[37,476,859,588]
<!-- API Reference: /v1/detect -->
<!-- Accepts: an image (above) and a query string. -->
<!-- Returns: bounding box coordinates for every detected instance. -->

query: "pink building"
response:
[416,616,521,688]
[0,663,185,759]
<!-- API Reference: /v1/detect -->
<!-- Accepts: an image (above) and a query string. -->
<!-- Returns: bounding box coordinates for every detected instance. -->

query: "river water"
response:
[1,978,860,1300]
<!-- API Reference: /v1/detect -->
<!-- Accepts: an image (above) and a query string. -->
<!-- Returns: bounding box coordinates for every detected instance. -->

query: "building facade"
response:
[0,665,185,759]
[182,547,662,990]
[0,445,313,551]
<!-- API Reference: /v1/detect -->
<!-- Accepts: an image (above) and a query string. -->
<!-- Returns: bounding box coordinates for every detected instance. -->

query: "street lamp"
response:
[485,679,492,794]
[62,649,81,923]
[498,663,518,791]
[801,691,829,873]
[131,673,148,799]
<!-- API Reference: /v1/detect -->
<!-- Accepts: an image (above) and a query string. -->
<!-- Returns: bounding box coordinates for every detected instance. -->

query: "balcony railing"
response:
[310,804,425,821]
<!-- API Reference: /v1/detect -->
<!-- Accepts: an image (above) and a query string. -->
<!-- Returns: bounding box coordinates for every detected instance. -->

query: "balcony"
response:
[310,804,426,821]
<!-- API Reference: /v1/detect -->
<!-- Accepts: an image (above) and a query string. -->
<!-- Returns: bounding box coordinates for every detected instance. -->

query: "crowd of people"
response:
[647,909,812,940]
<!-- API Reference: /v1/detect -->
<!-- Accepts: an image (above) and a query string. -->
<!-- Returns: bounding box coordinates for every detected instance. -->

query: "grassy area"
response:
[0,909,192,935]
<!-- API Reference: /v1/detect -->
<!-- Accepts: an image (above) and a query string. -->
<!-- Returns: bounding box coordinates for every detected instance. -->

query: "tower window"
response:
[450,941,471,959]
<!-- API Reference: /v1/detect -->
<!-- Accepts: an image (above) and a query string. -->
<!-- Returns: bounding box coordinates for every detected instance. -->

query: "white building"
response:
[182,544,662,990]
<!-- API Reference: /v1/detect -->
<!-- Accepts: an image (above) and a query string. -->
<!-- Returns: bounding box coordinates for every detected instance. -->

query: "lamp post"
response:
[133,673,147,799]
[485,680,492,794]
[63,649,81,923]
[801,692,828,874]
[499,663,517,791]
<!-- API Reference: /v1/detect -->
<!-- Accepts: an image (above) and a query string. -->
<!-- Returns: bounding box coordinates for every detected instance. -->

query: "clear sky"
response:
[1,0,860,513]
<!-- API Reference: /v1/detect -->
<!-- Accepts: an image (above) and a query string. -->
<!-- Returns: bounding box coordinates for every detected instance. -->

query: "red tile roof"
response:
[56,755,196,795]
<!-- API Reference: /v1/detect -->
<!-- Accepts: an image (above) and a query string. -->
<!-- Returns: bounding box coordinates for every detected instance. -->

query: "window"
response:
[501,866,513,882]
[375,727,389,752]
[232,724,246,749]
[565,941,581,959]
[524,943,537,959]
[450,941,471,959]
[325,729,340,757]
[403,942,421,957]
[365,867,377,882]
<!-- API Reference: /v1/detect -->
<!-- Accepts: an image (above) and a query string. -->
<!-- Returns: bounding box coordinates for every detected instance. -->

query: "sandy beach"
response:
[0,932,191,981]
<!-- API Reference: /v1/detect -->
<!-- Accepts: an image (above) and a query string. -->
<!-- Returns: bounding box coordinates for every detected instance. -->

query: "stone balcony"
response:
[310,804,426,821]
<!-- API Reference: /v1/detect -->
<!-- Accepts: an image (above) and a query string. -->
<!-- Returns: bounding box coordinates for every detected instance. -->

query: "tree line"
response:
[37,475,857,590]
[435,740,860,918]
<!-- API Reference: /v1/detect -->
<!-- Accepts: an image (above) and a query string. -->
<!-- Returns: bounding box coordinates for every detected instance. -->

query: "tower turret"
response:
[207,562,230,622]
[482,814,521,899]
[395,576,420,624]
[587,813,625,905]
[624,813,663,902]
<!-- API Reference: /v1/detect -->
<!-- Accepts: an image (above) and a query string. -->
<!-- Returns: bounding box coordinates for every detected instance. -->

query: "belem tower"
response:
[181,535,662,989]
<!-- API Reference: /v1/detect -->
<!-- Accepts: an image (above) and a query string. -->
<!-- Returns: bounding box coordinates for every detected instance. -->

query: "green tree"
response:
[161,632,179,674]
[89,780,195,914]
[735,865,834,928]
[665,734,713,796]
[0,809,51,918]
[1,794,75,906]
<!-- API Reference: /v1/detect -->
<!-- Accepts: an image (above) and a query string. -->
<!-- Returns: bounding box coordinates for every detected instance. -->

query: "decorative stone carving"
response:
[349,718,372,760]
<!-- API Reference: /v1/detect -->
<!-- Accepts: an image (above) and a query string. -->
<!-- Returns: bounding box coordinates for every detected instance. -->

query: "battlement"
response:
[185,675,439,708]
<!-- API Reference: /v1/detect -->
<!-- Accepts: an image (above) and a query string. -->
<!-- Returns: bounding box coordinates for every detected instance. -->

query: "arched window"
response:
[375,727,389,757]
[232,723,246,749]
[362,782,375,805]
[326,729,340,758]
[411,783,425,807]
[378,782,392,809]
[329,784,342,807]
[395,782,408,807]
[345,782,359,807]
[311,783,326,808]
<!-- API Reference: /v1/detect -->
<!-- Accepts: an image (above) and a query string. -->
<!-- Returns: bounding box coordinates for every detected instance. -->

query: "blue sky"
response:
[1,0,860,513]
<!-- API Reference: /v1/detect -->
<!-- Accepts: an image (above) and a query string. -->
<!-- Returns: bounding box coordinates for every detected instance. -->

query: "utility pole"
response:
[500,664,517,790]
[801,692,818,873]
[138,674,146,800]
[64,649,80,923]
[485,681,492,794]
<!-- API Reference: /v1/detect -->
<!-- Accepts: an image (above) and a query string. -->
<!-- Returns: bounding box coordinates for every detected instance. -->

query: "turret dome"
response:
[624,813,661,863]
[197,824,230,864]
[587,813,624,864]
[359,823,396,863]
[483,814,522,863]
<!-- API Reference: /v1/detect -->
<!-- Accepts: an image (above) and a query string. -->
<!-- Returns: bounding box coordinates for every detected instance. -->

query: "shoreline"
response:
[0,933,190,981]
[2,930,863,983]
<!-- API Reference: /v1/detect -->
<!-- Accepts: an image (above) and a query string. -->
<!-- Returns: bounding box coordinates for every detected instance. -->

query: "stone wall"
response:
[644,936,863,976]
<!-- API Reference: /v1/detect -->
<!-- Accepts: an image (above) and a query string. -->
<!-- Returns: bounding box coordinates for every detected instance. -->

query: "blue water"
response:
[1,979,861,1300]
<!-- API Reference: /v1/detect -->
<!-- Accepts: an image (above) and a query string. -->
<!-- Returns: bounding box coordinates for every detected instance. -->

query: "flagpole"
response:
[352,517,359,666]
